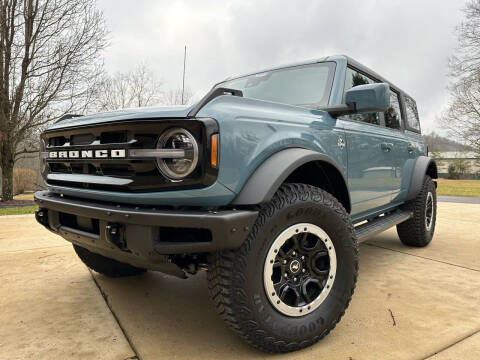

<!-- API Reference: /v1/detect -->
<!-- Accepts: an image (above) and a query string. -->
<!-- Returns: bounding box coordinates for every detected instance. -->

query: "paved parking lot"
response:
[1,202,479,360]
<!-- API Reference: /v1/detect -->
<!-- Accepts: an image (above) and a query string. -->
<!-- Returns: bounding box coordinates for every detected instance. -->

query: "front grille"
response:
[42,119,218,192]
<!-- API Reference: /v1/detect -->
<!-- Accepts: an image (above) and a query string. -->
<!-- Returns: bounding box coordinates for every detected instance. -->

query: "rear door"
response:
[390,95,425,203]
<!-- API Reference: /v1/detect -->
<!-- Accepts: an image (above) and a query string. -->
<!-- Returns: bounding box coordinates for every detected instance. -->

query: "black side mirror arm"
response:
[318,103,356,118]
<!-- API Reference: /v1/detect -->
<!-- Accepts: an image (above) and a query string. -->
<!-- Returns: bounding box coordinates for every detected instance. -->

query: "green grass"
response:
[0,192,37,215]
[436,179,480,197]
[0,205,38,216]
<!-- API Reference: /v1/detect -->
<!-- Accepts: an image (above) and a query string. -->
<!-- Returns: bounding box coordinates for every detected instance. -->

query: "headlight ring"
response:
[156,128,199,180]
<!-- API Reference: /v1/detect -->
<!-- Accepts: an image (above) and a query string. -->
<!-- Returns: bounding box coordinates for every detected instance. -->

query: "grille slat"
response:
[71,133,95,145]
[46,139,138,150]
[100,131,128,144]
[100,163,135,177]
[49,163,71,173]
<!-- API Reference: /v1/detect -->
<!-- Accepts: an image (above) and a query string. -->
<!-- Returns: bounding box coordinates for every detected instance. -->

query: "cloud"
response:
[97,0,466,132]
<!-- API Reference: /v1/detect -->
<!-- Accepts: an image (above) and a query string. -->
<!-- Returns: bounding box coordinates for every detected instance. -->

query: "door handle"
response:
[407,144,415,153]
[380,142,394,152]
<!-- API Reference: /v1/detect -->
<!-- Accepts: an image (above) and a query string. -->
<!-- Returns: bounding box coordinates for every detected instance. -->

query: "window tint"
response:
[219,62,335,108]
[342,68,381,126]
[404,96,420,131]
[385,90,402,130]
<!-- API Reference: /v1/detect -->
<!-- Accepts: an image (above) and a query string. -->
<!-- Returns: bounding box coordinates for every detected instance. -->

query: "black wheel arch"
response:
[231,148,351,213]
[406,156,438,201]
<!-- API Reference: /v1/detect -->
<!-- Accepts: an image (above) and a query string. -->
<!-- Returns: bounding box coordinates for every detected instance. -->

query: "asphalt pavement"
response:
[437,195,480,204]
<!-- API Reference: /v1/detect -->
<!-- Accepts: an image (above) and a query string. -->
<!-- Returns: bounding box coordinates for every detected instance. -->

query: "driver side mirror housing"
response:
[324,83,390,117]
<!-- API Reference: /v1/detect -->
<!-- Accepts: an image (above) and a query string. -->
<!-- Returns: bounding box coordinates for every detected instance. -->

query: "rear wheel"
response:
[207,183,358,353]
[397,176,436,247]
[73,245,147,277]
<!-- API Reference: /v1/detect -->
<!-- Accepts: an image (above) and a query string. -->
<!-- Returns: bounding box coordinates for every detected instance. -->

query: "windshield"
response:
[217,62,335,108]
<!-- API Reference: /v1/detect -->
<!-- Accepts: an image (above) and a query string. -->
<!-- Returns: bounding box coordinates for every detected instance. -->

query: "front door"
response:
[340,67,397,217]
[341,118,395,216]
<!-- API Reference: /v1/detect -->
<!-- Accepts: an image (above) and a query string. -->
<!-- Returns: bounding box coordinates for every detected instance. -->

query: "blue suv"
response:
[35,55,438,353]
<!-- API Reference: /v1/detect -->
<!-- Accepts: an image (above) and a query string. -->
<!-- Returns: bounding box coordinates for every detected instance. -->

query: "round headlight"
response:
[157,128,198,180]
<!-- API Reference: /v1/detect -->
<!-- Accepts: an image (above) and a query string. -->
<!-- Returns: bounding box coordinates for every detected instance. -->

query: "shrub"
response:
[447,163,458,179]
[13,168,37,195]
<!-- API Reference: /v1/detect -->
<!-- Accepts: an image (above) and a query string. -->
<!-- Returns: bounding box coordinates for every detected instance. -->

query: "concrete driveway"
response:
[1,202,479,360]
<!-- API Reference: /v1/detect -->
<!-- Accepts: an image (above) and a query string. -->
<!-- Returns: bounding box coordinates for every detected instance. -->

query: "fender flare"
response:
[231,148,350,209]
[406,156,438,201]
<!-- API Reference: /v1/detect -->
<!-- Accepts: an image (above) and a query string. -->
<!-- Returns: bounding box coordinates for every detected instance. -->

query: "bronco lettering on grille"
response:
[48,149,126,159]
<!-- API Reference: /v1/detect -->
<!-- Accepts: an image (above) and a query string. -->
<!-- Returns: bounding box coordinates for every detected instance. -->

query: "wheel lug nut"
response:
[292,251,296,256]
[284,273,288,278]
[302,269,306,273]
[301,256,305,260]
[283,260,287,264]
[294,277,297,281]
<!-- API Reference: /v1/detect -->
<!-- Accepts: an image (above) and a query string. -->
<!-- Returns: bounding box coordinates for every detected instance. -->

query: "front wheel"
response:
[397,175,437,247]
[207,184,358,353]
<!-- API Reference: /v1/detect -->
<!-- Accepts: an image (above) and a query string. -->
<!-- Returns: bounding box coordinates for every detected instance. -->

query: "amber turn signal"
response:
[211,134,218,168]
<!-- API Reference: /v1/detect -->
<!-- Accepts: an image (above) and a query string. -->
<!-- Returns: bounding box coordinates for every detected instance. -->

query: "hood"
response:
[48,104,195,130]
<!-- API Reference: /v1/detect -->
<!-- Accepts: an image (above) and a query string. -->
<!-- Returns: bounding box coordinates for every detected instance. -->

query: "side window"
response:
[342,67,381,126]
[385,90,402,130]
[404,96,420,131]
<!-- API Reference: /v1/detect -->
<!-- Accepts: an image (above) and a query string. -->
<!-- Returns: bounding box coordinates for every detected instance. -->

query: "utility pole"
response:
[181,45,186,105]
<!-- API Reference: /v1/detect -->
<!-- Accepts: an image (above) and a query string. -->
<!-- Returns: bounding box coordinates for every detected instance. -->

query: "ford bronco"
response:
[35,55,438,353]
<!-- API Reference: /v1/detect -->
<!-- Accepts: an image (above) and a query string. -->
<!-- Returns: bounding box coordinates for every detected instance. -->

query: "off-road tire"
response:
[73,245,147,277]
[397,176,436,247]
[207,183,358,353]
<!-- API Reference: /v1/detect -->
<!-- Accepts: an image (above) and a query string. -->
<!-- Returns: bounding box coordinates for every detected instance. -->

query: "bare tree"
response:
[0,0,108,200]
[94,64,163,111]
[441,83,480,154]
[449,1,480,86]
[424,131,474,152]
[441,0,480,155]
[161,87,194,106]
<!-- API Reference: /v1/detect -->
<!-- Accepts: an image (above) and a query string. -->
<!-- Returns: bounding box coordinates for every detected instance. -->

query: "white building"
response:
[432,151,479,175]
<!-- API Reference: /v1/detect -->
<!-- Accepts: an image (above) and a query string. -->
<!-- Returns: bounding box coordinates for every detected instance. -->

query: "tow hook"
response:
[35,209,48,227]
[105,223,126,249]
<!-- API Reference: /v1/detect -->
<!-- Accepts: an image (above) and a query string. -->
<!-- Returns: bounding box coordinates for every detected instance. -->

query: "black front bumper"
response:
[34,191,258,272]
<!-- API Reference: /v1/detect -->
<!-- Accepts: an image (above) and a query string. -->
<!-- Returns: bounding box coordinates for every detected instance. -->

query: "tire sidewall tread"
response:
[208,183,359,353]
[397,176,437,247]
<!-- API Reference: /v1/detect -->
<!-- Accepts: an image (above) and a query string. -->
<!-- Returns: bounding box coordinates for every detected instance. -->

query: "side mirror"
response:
[324,83,390,117]
[345,83,390,113]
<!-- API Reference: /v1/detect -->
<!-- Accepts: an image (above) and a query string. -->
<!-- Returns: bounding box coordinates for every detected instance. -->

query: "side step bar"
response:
[355,210,413,243]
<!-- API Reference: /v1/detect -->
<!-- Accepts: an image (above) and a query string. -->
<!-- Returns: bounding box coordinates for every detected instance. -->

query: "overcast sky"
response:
[96,0,467,133]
